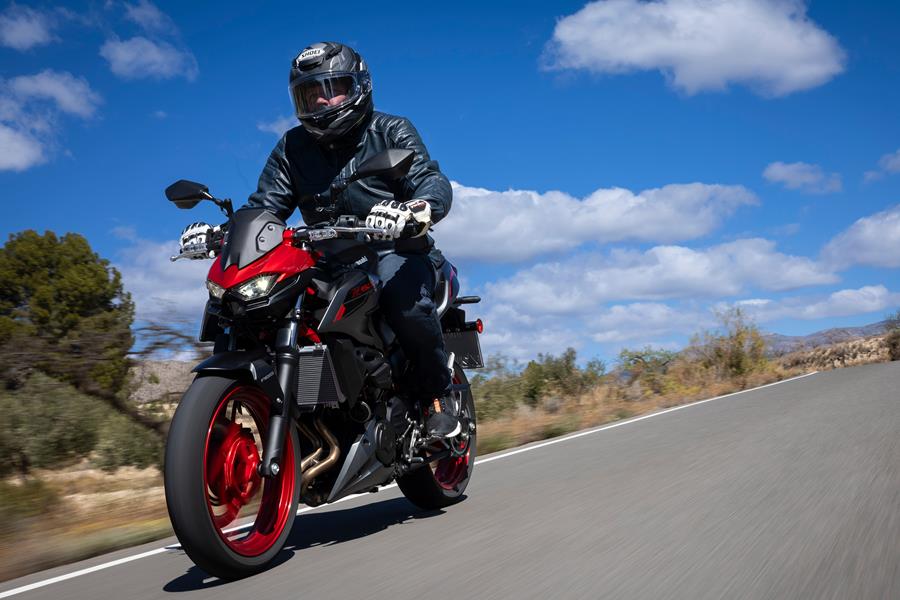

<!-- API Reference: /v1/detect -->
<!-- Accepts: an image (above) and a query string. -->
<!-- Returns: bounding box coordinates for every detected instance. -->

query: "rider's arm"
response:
[388,118,452,224]
[244,134,296,222]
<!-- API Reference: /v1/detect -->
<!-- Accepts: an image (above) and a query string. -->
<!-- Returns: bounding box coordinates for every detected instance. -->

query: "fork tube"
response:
[259,295,304,478]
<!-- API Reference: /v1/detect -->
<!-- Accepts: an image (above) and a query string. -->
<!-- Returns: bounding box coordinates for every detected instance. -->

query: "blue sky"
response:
[1,0,899,362]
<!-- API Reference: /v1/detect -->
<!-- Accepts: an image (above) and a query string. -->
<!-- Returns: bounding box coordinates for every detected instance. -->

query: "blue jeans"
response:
[377,251,451,397]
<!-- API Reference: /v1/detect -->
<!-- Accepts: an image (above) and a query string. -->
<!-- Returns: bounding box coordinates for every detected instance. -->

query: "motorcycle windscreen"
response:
[219,209,287,270]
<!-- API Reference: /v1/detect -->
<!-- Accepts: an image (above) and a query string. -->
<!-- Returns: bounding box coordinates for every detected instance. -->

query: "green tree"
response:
[0,230,133,394]
[0,230,167,474]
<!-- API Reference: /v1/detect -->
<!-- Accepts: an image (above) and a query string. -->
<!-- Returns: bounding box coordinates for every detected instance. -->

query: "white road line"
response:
[0,549,170,599]
[0,370,817,599]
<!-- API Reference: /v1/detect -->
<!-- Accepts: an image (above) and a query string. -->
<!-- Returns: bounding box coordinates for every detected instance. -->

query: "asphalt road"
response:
[2,363,899,599]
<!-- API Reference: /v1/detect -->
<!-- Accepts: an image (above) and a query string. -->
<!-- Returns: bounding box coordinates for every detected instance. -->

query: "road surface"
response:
[2,362,898,599]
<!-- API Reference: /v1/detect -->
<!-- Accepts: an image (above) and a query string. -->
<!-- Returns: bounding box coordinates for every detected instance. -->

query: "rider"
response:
[179,41,460,438]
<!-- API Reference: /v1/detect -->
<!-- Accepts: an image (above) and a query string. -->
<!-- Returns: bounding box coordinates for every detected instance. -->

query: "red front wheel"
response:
[165,376,300,579]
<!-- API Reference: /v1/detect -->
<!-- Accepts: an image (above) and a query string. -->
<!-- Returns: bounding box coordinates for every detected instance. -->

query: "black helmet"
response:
[289,42,373,143]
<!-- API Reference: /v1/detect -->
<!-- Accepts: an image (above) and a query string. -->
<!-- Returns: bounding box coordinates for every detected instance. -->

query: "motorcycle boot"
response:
[426,392,462,439]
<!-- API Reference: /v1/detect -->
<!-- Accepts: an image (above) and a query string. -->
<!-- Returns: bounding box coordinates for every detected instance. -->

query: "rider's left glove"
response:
[365,200,432,241]
[179,222,221,259]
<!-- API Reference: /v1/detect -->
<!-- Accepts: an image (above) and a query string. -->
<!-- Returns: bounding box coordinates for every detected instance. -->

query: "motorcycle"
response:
[162,149,484,579]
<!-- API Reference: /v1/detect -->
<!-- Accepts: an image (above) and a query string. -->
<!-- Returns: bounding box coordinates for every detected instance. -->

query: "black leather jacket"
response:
[244,111,452,252]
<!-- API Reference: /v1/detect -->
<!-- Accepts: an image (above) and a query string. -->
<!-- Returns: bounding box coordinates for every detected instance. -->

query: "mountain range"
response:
[763,320,893,355]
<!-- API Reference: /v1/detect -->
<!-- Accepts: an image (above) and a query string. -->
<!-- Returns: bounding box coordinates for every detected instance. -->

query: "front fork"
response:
[258,297,304,478]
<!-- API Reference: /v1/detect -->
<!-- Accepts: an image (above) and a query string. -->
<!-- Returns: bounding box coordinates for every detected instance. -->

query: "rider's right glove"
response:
[179,222,220,259]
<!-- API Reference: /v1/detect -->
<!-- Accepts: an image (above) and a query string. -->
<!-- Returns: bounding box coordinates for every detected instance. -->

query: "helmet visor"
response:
[291,73,360,118]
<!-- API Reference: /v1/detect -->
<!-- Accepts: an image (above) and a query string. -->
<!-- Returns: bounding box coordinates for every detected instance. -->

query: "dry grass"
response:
[0,463,169,581]
[476,362,801,457]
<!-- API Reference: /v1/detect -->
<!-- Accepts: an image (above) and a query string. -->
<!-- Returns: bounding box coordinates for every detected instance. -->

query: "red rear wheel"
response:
[165,376,300,579]
[397,366,476,509]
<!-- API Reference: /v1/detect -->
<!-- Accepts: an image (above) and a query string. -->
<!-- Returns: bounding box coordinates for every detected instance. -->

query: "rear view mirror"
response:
[351,149,415,182]
[165,179,213,209]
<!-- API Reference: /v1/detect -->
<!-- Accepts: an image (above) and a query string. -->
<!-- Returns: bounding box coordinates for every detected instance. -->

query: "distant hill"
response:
[764,320,892,355]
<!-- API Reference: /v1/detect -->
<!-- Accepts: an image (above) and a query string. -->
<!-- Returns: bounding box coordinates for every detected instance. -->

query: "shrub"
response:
[471,350,606,421]
[689,307,767,379]
[617,347,676,395]
[0,373,103,477]
[94,413,164,472]
[885,310,900,361]
[886,330,900,361]
[521,348,605,406]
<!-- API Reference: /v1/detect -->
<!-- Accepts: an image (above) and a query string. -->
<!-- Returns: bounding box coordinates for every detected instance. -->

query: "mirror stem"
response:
[213,197,234,218]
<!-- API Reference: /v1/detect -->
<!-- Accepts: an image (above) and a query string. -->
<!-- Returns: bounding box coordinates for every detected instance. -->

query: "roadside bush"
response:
[886,331,900,361]
[689,308,767,379]
[521,348,605,406]
[0,373,103,477]
[470,350,605,421]
[885,310,900,361]
[94,413,163,472]
[617,347,677,396]
[470,355,522,422]
[0,372,164,476]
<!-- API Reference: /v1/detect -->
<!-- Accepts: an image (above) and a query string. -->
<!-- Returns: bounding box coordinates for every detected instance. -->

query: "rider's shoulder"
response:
[368,111,415,134]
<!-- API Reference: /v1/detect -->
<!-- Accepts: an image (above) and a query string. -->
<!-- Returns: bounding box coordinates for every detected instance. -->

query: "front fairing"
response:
[207,209,315,289]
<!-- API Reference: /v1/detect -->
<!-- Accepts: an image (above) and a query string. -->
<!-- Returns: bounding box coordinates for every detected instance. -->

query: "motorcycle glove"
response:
[365,200,432,240]
[179,222,220,259]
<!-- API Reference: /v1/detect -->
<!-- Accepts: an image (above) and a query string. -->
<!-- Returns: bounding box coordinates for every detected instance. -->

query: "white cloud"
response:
[483,238,836,316]
[730,285,900,322]
[822,205,900,269]
[0,5,55,50]
[589,302,707,343]
[115,237,210,323]
[0,123,43,170]
[152,109,167,119]
[432,181,757,262]
[100,36,198,81]
[0,70,101,172]
[475,303,585,360]
[544,0,845,97]
[123,0,173,33]
[9,70,102,118]
[257,115,297,136]
[763,161,841,194]
[863,148,900,183]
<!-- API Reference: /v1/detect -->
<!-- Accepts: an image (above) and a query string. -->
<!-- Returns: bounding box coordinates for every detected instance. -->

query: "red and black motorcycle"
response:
[163,149,483,579]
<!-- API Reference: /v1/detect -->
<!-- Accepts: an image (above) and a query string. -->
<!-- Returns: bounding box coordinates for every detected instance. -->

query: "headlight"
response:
[206,280,225,300]
[234,274,278,301]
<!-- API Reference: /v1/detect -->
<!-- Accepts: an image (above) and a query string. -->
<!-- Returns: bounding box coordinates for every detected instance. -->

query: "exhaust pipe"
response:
[301,418,340,493]
[298,421,323,473]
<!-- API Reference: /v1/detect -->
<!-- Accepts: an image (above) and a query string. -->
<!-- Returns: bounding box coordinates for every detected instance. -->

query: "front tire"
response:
[164,376,300,579]
[397,366,476,509]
